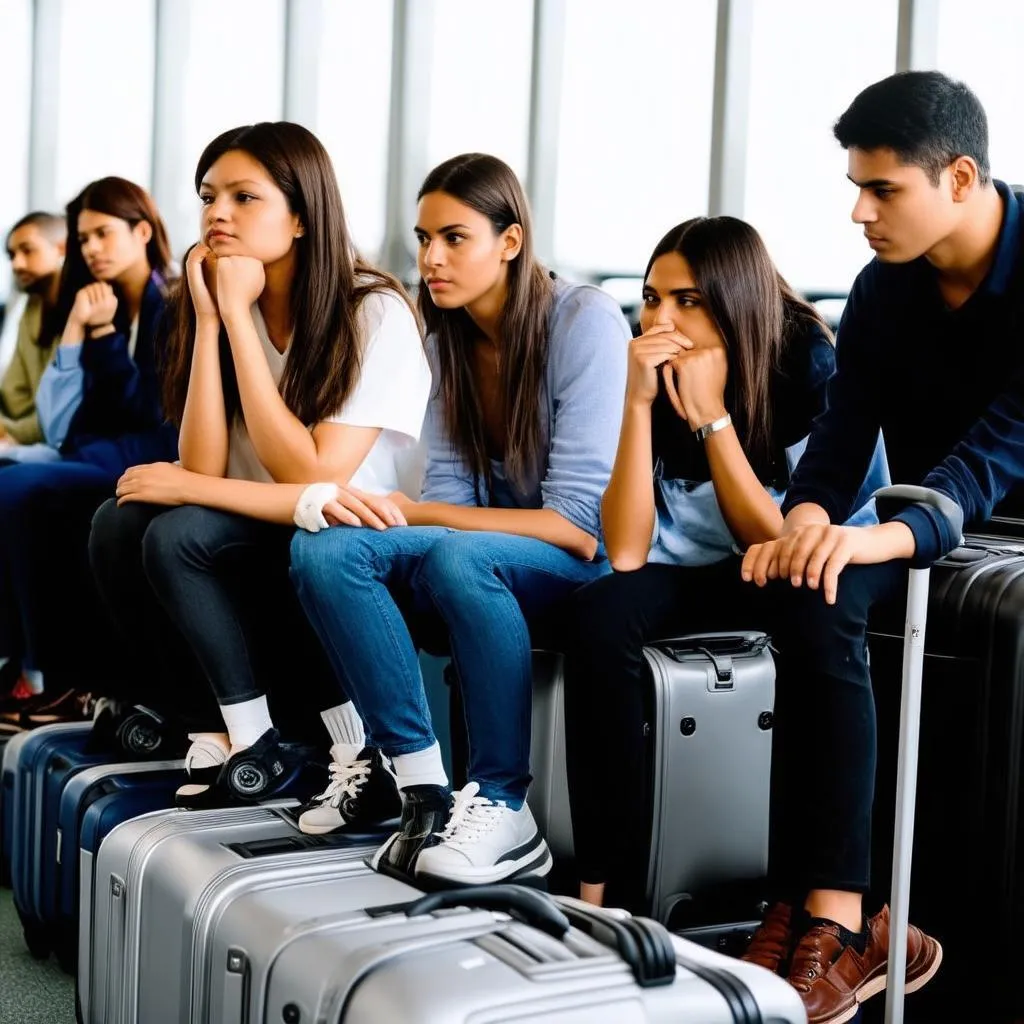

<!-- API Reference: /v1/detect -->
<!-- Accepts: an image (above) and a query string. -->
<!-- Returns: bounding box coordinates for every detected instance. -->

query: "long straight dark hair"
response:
[647,216,832,479]
[417,153,554,500]
[45,177,173,348]
[161,122,414,426]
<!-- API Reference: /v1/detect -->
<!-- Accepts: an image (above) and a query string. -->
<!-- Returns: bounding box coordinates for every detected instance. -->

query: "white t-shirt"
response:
[226,290,431,494]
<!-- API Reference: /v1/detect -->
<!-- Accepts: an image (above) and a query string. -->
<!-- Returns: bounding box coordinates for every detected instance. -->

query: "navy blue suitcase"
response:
[10,723,111,957]
[52,760,183,971]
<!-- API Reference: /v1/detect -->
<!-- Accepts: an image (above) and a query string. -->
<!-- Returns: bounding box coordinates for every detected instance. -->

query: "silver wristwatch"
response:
[693,413,732,442]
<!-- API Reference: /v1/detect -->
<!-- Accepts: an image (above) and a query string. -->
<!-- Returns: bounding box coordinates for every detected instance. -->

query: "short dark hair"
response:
[834,71,990,186]
[6,211,66,249]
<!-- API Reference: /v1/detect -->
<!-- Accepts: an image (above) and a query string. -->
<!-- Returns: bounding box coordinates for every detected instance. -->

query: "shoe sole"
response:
[415,845,554,886]
[812,938,944,1024]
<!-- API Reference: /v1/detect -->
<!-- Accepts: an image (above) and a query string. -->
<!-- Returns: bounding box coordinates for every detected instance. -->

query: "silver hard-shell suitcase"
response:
[261,884,807,1023]
[82,802,386,1024]
[203,859,420,1024]
[530,632,775,923]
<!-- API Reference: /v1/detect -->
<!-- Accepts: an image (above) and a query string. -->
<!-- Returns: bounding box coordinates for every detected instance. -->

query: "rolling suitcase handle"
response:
[874,485,964,1024]
[405,884,571,938]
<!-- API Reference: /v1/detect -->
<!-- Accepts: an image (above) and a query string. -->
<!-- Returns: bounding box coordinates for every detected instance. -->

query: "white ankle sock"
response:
[329,741,364,765]
[219,696,273,750]
[22,669,44,695]
[392,742,448,791]
[321,702,366,756]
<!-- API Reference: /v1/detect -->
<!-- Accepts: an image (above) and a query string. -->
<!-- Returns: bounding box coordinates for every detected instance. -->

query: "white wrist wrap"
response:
[294,482,340,533]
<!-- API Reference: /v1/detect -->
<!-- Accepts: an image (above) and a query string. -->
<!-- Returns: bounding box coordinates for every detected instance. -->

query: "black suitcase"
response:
[868,538,1024,1024]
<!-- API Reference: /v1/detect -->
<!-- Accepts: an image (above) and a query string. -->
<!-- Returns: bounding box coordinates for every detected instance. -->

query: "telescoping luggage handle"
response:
[874,485,963,1024]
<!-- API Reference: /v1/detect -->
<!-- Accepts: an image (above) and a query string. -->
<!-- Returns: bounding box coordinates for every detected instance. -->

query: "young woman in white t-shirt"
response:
[89,122,430,805]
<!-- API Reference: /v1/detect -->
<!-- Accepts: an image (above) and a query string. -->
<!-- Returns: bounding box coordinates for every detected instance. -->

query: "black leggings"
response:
[89,499,342,740]
[562,556,906,908]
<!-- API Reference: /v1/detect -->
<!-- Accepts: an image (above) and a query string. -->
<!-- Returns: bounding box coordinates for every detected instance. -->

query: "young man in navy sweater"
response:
[740,71,1023,1023]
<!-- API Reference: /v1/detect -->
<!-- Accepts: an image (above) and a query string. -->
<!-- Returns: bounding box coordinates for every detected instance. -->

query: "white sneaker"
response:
[298,746,401,835]
[414,781,552,885]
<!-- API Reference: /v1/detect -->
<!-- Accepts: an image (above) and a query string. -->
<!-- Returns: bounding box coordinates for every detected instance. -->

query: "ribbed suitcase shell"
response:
[260,891,806,1024]
[82,803,386,1024]
[530,632,774,923]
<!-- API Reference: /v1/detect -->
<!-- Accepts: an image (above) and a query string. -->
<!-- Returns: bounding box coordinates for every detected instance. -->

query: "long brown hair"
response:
[646,217,832,479]
[417,153,554,501]
[46,177,172,348]
[161,122,413,426]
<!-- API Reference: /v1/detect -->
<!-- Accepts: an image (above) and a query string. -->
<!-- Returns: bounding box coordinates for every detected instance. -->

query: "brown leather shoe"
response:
[787,905,943,1024]
[741,902,793,974]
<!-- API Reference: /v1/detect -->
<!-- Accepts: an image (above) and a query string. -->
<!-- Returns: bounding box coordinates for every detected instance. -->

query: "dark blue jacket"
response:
[61,272,179,475]
[783,181,1024,564]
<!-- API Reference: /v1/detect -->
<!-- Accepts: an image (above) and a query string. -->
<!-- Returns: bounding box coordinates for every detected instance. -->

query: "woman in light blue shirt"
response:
[289,153,630,886]
[561,216,885,912]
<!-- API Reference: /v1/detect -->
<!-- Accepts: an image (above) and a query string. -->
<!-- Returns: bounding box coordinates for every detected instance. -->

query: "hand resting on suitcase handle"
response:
[873,484,964,553]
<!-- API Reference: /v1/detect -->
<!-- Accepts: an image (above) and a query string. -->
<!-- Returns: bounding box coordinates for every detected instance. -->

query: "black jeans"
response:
[0,459,117,686]
[89,499,342,740]
[563,556,906,908]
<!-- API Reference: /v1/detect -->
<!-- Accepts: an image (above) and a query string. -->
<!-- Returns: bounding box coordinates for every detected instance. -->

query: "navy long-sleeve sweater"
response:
[783,181,1024,565]
[61,272,179,475]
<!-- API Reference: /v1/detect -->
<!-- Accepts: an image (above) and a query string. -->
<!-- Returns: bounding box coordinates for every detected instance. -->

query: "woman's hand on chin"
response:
[215,256,266,320]
[116,462,196,507]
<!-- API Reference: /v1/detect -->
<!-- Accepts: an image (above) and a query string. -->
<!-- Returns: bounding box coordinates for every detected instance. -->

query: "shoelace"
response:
[435,782,505,847]
[311,758,372,809]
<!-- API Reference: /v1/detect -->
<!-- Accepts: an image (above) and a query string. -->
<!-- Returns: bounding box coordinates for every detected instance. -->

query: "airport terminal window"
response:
[552,0,717,275]
[936,0,1024,188]
[743,0,899,295]
[54,0,155,206]
[425,0,535,178]
[0,0,33,301]
[316,2,394,261]
[162,0,286,255]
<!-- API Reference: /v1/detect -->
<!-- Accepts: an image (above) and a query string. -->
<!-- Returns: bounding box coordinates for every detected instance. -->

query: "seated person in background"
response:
[562,216,885,914]
[739,70,1016,1021]
[289,152,630,886]
[0,212,66,453]
[90,121,430,804]
[0,178,176,723]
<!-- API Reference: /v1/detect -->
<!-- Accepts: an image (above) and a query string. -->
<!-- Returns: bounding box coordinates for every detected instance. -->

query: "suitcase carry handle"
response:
[405,884,570,938]
[874,485,963,1024]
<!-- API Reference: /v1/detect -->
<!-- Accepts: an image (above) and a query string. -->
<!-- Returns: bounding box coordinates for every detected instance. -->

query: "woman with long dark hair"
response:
[0,177,177,721]
[89,122,430,804]
[289,153,630,884]
[561,216,885,913]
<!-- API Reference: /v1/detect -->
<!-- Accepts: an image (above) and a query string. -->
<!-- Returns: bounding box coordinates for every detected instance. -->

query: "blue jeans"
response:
[290,526,608,807]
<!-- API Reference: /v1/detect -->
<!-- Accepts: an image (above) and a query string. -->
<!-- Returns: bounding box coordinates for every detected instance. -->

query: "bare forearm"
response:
[183,473,306,524]
[601,402,656,571]
[179,319,230,475]
[405,502,598,560]
[783,502,832,532]
[704,425,784,547]
[223,310,319,482]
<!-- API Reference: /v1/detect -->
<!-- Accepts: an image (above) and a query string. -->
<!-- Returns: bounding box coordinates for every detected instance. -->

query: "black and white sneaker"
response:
[369,784,451,877]
[220,728,302,802]
[298,747,402,835]
[414,782,552,885]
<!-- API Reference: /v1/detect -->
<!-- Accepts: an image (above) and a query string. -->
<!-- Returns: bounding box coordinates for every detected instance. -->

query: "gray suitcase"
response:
[259,884,806,1023]
[530,631,775,923]
[82,802,387,1024]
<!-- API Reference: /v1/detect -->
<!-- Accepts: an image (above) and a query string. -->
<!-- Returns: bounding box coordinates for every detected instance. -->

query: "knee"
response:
[415,533,492,604]
[565,571,644,649]
[289,526,377,596]
[140,506,208,583]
